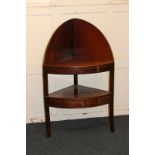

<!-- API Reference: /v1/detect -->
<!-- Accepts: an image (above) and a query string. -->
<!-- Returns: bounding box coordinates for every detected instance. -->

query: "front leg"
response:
[44,105,51,137]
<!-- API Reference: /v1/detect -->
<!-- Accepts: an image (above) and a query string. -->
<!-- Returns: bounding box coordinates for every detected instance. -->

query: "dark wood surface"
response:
[47,85,110,99]
[45,85,112,108]
[43,18,114,74]
[42,18,115,137]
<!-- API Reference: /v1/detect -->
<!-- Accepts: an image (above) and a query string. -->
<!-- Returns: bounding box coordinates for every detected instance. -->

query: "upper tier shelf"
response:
[43,18,114,74]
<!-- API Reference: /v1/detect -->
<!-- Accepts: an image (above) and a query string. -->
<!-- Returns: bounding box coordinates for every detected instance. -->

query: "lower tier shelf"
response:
[45,85,112,108]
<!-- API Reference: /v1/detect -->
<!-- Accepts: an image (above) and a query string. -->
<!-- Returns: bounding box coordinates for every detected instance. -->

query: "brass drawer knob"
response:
[80,101,84,107]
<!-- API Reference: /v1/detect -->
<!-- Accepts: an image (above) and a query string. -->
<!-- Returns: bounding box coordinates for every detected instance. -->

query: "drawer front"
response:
[46,95,111,108]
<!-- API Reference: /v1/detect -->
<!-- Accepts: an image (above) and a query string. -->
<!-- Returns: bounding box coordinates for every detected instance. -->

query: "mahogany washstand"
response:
[43,19,115,137]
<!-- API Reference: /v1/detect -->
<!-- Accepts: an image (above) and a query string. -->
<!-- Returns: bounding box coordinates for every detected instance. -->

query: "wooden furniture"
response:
[43,18,115,137]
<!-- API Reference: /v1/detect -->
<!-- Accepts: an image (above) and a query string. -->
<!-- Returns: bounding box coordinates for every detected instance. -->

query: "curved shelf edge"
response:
[45,85,112,108]
[43,63,114,74]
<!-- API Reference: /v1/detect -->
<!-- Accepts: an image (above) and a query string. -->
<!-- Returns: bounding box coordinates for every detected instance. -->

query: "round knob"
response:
[80,101,84,107]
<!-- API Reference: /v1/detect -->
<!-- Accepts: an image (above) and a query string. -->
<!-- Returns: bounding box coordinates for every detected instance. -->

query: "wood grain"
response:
[42,18,115,137]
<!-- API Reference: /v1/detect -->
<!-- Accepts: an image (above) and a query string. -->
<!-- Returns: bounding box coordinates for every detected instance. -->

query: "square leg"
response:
[109,102,114,132]
[44,105,51,137]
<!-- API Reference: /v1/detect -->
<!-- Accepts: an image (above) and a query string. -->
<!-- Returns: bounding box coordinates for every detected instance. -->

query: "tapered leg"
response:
[45,105,51,137]
[108,101,114,132]
[108,67,115,132]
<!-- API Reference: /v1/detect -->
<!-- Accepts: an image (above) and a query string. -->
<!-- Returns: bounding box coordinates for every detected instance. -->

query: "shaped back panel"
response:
[43,18,114,68]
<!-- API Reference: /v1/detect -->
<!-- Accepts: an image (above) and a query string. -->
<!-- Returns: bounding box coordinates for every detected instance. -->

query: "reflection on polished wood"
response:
[43,18,115,137]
